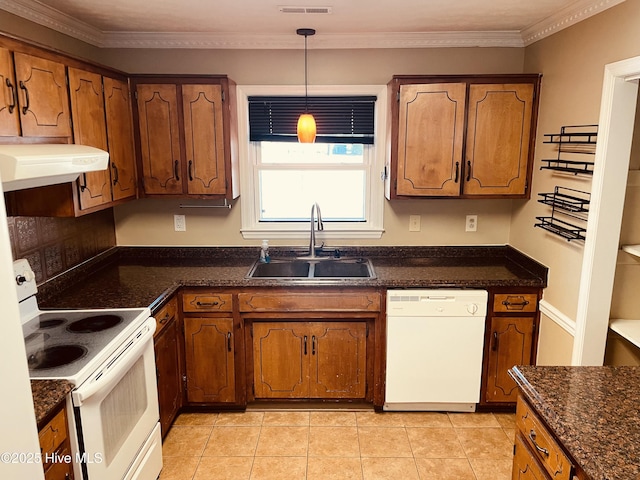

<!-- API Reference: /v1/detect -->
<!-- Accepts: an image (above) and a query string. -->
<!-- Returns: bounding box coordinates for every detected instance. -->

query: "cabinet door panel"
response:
[396,83,466,196]
[155,317,181,438]
[253,322,308,399]
[0,47,20,136]
[104,77,137,202]
[136,84,183,194]
[309,322,367,398]
[68,68,112,209]
[182,84,226,195]
[464,84,534,196]
[486,316,534,403]
[185,317,235,403]
[14,52,71,137]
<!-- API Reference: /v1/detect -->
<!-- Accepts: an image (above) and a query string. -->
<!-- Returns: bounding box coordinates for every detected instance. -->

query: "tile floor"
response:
[159,410,516,480]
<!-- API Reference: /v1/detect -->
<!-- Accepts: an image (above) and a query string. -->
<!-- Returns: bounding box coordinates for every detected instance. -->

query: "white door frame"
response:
[573,56,640,365]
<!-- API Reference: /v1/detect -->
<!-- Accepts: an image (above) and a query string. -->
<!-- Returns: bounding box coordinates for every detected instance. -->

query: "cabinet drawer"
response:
[493,293,537,313]
[154,297,177,335]
[44,442,73,479]
[516,397,572,480]
[39,406,67,466]
[183,292,233,312]
[239,291,381,312]
[513,432,550,480]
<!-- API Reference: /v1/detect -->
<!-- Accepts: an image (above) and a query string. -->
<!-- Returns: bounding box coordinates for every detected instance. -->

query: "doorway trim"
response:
[573,56,640,365]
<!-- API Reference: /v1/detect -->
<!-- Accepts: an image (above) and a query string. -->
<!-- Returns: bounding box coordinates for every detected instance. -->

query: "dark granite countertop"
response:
[510,365,640,480]
[37,245,547,311]
[31,380,74,428]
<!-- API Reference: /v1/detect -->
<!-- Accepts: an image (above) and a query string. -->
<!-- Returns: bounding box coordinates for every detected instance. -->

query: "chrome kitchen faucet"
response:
[309,202,324,257]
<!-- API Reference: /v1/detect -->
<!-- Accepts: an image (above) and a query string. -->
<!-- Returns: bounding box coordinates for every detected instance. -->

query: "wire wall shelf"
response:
[535,186,590,242]
[540,125,597,176]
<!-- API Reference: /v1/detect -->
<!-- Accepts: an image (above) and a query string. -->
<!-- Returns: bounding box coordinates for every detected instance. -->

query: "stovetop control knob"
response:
[16,268,35,286]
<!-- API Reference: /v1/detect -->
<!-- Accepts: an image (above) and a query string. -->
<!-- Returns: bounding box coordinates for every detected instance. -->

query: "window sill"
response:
[241,228,384,240]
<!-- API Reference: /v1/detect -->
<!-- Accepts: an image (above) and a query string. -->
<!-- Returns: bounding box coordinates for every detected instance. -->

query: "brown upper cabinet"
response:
[386,75,541,199]
[0,47,71,138]
[132,76,239,199]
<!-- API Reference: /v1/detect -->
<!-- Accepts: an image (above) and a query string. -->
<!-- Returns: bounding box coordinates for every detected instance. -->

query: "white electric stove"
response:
[15,258,162,480]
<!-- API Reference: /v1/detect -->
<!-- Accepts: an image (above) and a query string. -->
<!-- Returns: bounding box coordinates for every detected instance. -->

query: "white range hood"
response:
[0,144,109,192]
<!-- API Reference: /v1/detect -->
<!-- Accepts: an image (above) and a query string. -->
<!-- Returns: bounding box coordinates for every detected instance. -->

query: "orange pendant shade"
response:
[297,113,317,143]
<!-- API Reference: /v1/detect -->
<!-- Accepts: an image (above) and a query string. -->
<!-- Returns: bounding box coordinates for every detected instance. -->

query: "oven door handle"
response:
[72,318,156,406]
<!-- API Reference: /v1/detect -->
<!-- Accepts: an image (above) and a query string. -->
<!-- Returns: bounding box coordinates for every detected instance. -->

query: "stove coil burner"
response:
[67,315,123,333]
[38,318,65,329]
[28,345,87,370]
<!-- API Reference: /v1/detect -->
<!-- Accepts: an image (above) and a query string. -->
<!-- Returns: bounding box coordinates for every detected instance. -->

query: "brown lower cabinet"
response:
[252,321,367,399]
[481,288,541,406]
[39,400,74,480]
[184,317,236,403]
[513,395,581,480]
[153,296,182,438]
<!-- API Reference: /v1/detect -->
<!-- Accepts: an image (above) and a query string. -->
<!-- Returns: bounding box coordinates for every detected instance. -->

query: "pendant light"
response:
[296,28,316,143]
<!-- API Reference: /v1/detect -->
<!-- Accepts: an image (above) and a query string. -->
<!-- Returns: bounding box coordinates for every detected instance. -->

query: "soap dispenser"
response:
[260,240,271,263]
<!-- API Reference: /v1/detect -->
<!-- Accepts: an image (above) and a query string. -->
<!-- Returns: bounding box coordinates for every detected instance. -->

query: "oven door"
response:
[71,317,161,480]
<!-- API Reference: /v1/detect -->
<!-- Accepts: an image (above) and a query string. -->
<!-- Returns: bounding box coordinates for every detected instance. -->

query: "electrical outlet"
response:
[465,215,478,232]
[409,215,421,232]
[174,214,186,232]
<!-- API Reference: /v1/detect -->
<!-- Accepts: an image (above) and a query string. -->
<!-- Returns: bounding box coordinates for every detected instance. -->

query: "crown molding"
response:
[0,0,626,49]
[521,0,626,46]
[99,30,525,49]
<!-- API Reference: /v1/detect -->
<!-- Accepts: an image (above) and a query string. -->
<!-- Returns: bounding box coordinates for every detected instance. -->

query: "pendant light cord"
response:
[304,33,309,112]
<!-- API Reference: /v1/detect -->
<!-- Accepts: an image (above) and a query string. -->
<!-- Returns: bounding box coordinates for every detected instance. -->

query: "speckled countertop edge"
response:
[31,380,74,428]
[510,365,640,480]
[37,245,548,311]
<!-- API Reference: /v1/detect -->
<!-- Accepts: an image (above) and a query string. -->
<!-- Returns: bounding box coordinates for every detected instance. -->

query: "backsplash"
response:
[7,210,116,284]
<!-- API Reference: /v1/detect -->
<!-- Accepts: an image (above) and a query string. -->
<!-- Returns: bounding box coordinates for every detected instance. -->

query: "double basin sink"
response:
[246,257,375,280]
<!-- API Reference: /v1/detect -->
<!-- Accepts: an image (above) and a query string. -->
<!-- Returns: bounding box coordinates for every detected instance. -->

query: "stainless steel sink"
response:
[246,257,375,280]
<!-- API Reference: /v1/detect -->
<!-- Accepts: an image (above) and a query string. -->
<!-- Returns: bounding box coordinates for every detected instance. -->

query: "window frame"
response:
[237,85,386,240]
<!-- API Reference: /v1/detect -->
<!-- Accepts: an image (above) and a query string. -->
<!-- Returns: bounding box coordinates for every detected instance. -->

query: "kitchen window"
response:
[237,85,386,240]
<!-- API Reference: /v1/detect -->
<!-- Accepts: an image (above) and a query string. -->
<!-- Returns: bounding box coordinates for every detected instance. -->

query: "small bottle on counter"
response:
[260,239,271,263]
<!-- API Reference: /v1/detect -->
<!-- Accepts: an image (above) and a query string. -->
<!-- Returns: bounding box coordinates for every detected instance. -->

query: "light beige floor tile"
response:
[307,457,364,480]
[448,412,501,428]
[310,411,357,426]
[406,427,467,458]
[162,425,213,456]
[216,412,264,426]
[414,458,476,480]
[456,427,514,458]
[494,412,516,429]
[255,426,309,456]
[262,411,310,426]
[173,412,219,426]
[361,457,420,480]
[159,456,201,479]
[358,427,413,457]
[356,411,405,427]
[469,457,514,480]
[503,428,516,443]
[250,456,307,480]
[194,456,253,480]
[399,412,453,428]
[309,426,360,457]
[202,426,261,456]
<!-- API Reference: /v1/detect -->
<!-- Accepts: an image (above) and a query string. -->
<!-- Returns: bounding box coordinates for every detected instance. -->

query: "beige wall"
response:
[536,314,574,366]
[111,47,524,247]
[513,0,640,364]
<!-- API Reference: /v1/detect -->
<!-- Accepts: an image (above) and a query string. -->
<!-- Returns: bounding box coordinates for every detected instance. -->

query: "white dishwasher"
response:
[384,289,487,412]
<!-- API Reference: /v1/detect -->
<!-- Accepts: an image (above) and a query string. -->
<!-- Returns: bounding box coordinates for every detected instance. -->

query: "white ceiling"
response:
[0,0,626,49]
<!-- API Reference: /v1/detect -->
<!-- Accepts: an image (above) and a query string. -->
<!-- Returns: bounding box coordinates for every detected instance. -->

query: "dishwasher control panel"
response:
[386,289,487,317]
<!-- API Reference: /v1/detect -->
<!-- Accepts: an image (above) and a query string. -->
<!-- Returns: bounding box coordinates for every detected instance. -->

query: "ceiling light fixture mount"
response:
[297,27,316,143]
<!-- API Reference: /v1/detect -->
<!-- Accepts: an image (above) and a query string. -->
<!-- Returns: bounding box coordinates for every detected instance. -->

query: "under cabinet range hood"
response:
[0,144,109,192]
